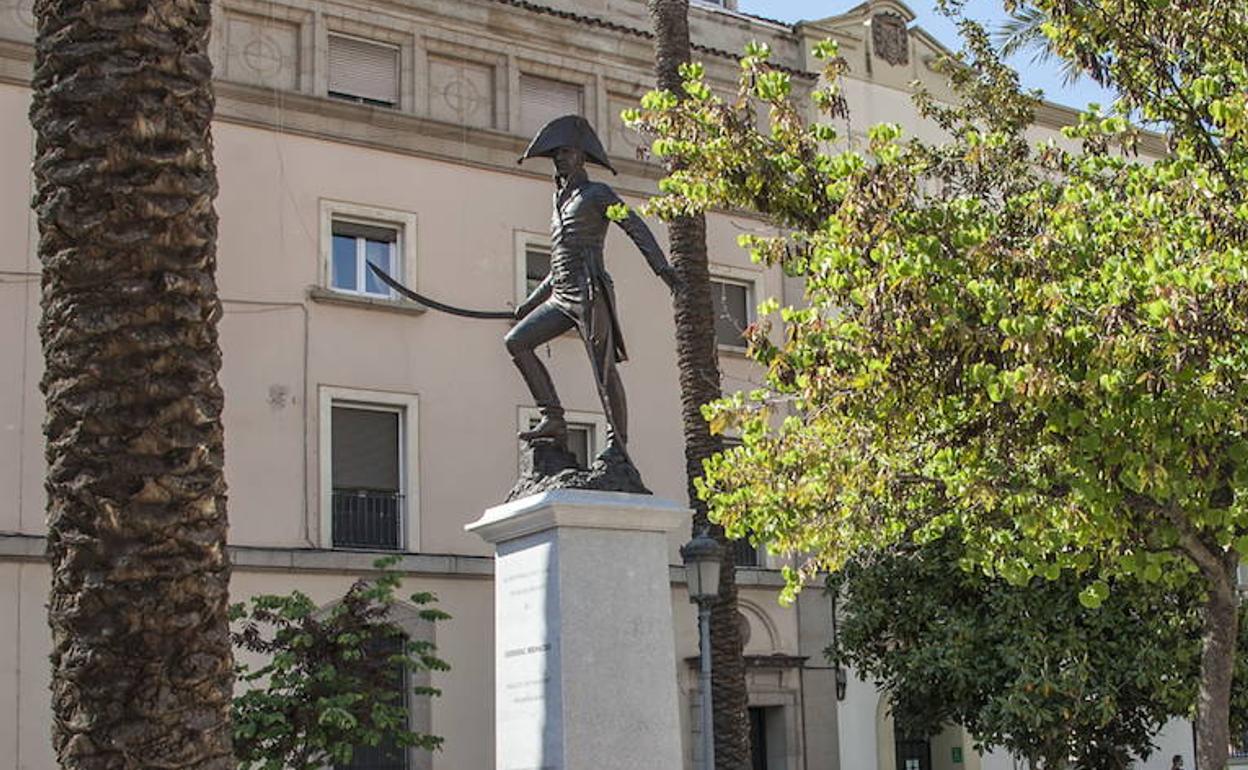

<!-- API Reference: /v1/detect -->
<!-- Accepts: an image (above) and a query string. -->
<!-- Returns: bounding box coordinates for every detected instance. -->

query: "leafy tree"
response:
[31,0,234,767]
[631,2,1247,766]
[645,1,752,766]
[230,558,450,770]
[831,535,1246,770]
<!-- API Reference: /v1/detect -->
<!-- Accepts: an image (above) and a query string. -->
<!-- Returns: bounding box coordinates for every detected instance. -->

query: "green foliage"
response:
[230,557,451,770]
[831,536,1248,769]
[627,3,1248,602]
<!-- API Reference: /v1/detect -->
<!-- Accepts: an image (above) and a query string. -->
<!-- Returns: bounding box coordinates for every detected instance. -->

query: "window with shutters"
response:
[328,33,400,107]
[710,276,755,349]
[320,388,419,551]
[518,73,583,138]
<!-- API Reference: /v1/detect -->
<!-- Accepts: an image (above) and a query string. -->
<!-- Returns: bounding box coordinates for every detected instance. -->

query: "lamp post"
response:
[681,529,723,770]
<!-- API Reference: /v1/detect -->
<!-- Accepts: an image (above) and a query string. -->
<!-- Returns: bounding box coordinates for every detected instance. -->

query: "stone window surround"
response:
[318,199,420,307]
[318,9,417,112]
[318,385,421,553]
[314,598,437,770]
[513,229,551,307]
[512,55,603,137]
[709,263,762,354]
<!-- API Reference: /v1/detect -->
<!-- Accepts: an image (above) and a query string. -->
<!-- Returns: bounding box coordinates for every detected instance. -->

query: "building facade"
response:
[0,0,1235,769]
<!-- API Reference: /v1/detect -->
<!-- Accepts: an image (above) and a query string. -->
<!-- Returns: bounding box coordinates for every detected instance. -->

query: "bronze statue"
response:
[369,115,673,492]
[511,115,678,451]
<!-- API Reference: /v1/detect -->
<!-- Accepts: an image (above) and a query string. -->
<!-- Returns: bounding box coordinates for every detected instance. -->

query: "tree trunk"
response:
[648,2,752,768]
[1195,556,1240,770]
[31,1,234,768]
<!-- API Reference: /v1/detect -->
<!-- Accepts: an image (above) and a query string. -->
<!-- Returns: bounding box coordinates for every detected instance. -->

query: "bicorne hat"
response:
[518,114,617,175]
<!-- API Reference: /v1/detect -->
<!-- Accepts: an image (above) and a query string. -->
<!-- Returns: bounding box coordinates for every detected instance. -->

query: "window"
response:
[331,404,402,549]
[320,201,418,304]
[710,277,754,349]
[524,244,551,296]
[721,436,762,567]
[519,73,583,138]
[338,634,409,770]
[329,33,399,107]
[320,387,419,551]
[515,233,552,304]
[733,538,762,568]
[332,220,398,298]
[519,407,606,468]
[1235,731,1248,760]
[332,601,437,770]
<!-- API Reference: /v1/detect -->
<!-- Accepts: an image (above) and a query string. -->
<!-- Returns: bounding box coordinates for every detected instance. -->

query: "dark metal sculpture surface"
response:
[507,115,677,495]
[372,115,675,497]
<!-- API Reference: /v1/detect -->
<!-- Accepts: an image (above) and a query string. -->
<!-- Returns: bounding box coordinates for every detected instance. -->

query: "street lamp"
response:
[681,529,723,770]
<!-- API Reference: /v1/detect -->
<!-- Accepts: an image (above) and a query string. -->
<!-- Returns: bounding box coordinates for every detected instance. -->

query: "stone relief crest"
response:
[871,12,909,67]
[242,34,284,77]
[437,75,489,125]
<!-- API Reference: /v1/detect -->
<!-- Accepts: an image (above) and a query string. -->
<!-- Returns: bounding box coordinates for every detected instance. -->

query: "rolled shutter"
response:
[519,74,583,137]
[328,34,399,106]
[331,406,400,491]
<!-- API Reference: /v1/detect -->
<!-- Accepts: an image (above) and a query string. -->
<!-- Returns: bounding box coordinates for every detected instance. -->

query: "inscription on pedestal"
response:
[496,538,562,770]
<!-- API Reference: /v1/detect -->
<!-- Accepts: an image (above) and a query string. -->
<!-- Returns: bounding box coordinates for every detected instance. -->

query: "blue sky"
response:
[736,0,1114,110]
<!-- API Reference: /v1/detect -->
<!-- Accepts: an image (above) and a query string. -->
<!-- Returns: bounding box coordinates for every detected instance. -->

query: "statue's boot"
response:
[512,352,567,442]
[519,407,567,442]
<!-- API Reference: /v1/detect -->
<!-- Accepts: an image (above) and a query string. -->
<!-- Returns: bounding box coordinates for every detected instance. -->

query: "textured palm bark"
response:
[648,2,752,768]
[31,1,234,768]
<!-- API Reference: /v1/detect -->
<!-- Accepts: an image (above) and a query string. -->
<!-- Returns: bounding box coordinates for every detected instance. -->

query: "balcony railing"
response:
[332,489,403,550]
[732,538,759,568]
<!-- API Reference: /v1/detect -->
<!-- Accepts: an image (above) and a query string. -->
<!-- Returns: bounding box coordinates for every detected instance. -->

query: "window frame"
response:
[326,31,402,108]
[319,386,420,552]
[514,65,593,138]
[323,600,437,770]
[517,406,607,469]
[514,230,552,307]
[321,200,418,301]
[708,268,760,353]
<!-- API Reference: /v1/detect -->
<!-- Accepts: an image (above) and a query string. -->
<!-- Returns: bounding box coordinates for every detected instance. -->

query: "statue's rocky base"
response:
[507,440,650,501]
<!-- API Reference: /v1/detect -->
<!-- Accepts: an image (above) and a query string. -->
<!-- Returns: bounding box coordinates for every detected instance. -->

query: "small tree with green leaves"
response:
[832,535,1248,770]
[629,2,1247,766]
[230,557,450,770]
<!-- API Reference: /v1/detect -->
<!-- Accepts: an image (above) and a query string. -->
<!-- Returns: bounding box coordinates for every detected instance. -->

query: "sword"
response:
[368,263,512,320]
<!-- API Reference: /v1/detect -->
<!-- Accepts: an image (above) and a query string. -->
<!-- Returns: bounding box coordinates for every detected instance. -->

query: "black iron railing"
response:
[332,489,403,550]
[733,539,759,568]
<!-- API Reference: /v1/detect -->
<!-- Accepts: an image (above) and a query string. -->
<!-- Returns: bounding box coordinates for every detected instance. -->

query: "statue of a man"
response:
[511,115,678,452]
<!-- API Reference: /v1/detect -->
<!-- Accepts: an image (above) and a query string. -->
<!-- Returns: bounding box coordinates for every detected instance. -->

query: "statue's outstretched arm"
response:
[608,191,680,294]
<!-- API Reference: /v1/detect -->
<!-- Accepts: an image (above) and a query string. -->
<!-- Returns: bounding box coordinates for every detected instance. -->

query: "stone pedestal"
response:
[466,489,687,770]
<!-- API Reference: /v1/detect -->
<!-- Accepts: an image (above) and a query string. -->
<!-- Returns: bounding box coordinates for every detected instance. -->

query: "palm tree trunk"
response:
[31,1,234,768]
[648,2,752,768]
